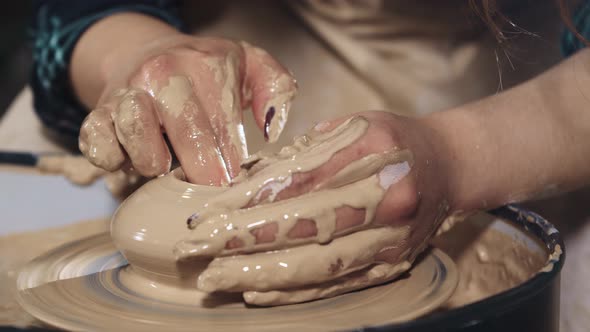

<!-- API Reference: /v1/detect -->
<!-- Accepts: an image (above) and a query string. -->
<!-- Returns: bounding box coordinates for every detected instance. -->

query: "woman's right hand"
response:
[78,35,297,185]
[175,112,455,305]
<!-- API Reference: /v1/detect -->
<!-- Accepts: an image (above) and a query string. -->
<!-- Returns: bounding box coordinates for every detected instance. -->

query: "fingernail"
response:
[186,213,199,229]
[378,162,411,190]
[264,106,276,142]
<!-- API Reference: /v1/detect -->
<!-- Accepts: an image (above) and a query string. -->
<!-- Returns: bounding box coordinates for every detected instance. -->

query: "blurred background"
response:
[0,2,32,118]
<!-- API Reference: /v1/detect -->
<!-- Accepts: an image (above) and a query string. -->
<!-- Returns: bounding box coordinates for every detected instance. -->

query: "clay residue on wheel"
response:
[431,214,546,309]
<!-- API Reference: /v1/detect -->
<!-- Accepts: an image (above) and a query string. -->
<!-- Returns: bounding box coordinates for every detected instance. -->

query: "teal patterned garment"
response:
[562,0,590,56]
[30,0,184,138]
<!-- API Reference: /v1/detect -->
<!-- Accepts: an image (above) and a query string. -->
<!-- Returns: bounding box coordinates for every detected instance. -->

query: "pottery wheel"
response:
[16,233,458,332]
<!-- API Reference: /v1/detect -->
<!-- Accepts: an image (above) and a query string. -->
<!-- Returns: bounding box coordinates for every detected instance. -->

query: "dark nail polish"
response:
[264,106,276,142]
[186,213,199,229]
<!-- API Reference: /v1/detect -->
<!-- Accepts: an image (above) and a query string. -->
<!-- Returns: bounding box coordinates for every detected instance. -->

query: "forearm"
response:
[428,48,590,211]
[71,12,181,109]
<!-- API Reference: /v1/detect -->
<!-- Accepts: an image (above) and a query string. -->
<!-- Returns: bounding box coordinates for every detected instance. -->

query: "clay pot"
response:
[111,168,223,277]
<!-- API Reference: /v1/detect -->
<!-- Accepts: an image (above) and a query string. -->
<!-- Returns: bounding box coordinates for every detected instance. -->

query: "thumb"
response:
[240,42,298,143]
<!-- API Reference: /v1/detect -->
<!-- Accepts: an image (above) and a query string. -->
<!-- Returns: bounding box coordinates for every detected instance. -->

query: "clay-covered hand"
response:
[78,35,297,185]
[175,112,453,305]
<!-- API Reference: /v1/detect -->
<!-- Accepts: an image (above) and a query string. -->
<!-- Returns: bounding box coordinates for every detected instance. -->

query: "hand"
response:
[175,112,454,305]
[78,35,297,185]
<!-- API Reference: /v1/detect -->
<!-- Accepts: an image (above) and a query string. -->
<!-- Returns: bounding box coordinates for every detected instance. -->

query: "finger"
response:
[79,105,125,172]
[201,116,373,214]
[113,89,171,177]
[154,75,231,185]
[234,116,406,209]
[195,227,410,293]
[241,42,297,142]
[186,51,247,178]
[265,114,409,200]
[232,116,416,245]
[243,262,412,306]
[177,152,412,257]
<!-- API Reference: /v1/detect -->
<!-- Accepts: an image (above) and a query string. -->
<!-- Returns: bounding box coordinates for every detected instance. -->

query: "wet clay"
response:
[111,116,416,305]
[261,71,297,143]
[431,214,546,309]
[31,121,547,310]
[540,244,562,273]
[197,227,411,293]
[114,89,172,176]
[156,76,196,118]
[9,212,551,329]
[242,260,413,306]
[154,75,231,184]
[176,116,413,257]
[215,53,249,159]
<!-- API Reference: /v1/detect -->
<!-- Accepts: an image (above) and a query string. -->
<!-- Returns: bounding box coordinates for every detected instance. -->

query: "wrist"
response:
[421,104,494,213]
[72,12,182,108]
[99,14,183,84]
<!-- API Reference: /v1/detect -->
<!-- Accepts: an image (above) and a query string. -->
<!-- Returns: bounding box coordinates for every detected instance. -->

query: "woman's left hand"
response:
[175,111,455,305]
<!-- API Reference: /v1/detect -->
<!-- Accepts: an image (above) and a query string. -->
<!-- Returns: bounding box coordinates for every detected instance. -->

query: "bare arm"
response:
[427,48,590,212]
